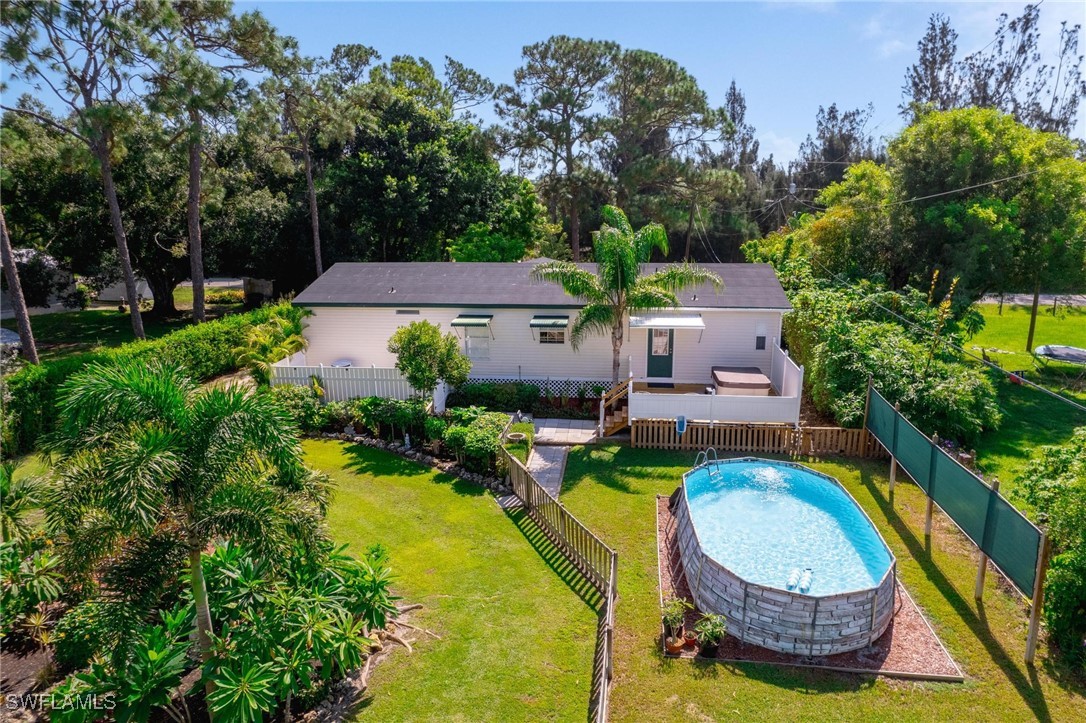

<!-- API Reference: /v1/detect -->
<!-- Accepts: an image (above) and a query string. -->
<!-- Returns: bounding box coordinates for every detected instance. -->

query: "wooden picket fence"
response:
[630,419,887,459]
[498,445,617,721]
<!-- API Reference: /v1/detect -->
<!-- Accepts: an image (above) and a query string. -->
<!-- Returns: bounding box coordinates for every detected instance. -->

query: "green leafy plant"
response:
[661,595,692,634]
[0,461,40,544]
[387,320,471,396]
[424,415,448,443]
[1043,548,1086,670]
[693,612,727,646]
[270,383,326,433]
[206,655,278,723]
[233,313,309,386]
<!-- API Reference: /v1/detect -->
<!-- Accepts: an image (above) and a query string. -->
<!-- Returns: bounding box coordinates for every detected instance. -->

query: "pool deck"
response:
[656,494,964,681]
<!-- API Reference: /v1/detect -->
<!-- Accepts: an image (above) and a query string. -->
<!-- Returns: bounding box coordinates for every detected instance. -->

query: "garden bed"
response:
[656,495,963,681]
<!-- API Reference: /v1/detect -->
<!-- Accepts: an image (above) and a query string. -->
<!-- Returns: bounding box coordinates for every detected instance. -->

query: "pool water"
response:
[684,461,893,596]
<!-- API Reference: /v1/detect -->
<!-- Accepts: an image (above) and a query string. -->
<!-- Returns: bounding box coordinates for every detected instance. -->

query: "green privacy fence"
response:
[866,388,1043,596]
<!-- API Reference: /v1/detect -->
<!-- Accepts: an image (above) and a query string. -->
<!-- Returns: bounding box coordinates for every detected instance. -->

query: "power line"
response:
[811,259,1086,415]
[966,0,1045,59]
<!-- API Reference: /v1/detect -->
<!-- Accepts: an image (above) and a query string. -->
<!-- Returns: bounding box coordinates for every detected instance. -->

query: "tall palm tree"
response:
[532,205,722,383]
[41,361,329,701]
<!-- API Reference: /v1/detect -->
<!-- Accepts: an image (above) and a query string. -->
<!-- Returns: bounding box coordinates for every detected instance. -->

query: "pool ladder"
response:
[694,447,721,477]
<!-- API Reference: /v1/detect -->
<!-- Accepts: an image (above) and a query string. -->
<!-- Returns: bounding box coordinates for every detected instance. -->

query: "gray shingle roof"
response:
[292,260,791,310]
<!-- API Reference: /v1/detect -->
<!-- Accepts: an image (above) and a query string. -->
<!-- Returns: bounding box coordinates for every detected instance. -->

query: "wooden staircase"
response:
[600,380,631,436]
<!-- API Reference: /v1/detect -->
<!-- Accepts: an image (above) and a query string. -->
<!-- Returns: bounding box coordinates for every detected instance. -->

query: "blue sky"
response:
[5,1,1084,162]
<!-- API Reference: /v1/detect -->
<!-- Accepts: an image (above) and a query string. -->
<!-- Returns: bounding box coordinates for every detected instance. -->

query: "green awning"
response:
[450,314,493,327]
[529,315,569,328]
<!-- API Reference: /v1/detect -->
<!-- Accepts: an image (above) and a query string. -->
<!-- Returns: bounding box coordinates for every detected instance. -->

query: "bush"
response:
[387,320,471,395]
[1,302,302,455]
[446,382,541,412]
[269,384,326,433]
[443,411,509,472]
[424,416,448,442]
[1044,549,1086,670]
[206,288,245,304]
[347,396,428,442]
[53,600,141,671]
[322,400,354,432]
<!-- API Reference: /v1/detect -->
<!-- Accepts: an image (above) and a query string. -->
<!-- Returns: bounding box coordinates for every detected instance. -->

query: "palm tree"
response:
[233,315,309,386]
[41,360,329,701]
[532,205,722,383]
[0,461,41,544]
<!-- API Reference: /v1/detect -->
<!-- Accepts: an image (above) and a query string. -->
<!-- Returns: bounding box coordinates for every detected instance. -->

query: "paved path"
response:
[526,445,567,498]
[980,293,1086,307]
[533,418,597,445]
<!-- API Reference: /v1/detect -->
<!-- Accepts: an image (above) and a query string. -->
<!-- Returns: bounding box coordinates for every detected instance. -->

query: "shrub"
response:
[1044,549,1086,670]
[424,416,448,442]
[442,411,509,472]
[1,302,303,456]
[269,384,326,433]
[446,405,485,426]
[347,396,428,442]
[206,288,245,304]
[446,382,541,412]
[322,400,354,432]
[1013,428,1086,553]
[53,600,141,671]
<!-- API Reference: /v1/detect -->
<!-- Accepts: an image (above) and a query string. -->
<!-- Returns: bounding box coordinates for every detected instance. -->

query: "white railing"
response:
[628,343,804,425]
[270,362,416,401]
[628,391,801,424]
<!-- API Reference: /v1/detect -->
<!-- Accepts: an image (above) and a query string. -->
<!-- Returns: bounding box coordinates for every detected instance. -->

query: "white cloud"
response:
[879,39,910,58]
[760,131,800,165]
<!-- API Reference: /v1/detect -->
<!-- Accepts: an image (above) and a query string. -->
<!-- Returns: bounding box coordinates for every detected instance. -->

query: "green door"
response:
[647,328,674,378]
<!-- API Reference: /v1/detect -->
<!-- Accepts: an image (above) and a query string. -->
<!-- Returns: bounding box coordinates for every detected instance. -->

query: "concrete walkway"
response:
[533,418,597,445]
[526,445,567,498]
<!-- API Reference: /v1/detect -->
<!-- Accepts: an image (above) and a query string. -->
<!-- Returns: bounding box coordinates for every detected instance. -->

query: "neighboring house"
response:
[281,260,803,433]
[97,278,152,303]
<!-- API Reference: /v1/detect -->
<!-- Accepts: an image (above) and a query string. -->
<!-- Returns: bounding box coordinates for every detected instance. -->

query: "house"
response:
[280,260,803,434]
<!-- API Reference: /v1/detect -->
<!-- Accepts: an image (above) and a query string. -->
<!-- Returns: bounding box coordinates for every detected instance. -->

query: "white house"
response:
[278,260,802,434]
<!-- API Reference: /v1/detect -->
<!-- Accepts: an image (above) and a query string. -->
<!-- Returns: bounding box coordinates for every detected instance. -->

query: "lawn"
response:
[2,290,243,363]
[560,445,1086,722]
[307,439,597,722]
[968,304,1086,493]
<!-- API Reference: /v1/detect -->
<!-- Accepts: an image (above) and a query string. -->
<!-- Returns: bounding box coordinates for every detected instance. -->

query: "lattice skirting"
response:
[461,376,613,397]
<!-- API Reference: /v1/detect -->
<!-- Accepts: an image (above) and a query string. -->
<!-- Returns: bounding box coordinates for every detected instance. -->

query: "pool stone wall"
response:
[673,486,896,656]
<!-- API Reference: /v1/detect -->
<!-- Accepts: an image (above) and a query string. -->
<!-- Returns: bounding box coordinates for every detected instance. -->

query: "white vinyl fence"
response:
[271,361,417,401]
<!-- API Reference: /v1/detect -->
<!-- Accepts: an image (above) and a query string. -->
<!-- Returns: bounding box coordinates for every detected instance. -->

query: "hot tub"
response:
[711,366,772,396]
[673,458,896,655]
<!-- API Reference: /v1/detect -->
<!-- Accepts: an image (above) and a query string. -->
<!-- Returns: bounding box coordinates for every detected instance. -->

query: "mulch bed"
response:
[655,495,964,681]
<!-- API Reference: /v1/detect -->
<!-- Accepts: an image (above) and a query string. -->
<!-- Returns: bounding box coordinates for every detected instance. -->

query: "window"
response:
[395,309,420,315]
[755,336,767,350]
[652,328,670,356]
[464,328,490,360]
[539,329,565,344]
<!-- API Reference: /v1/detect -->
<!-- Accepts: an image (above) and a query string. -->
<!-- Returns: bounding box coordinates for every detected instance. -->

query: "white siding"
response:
[628,309,784,382]
[300,306,626,381]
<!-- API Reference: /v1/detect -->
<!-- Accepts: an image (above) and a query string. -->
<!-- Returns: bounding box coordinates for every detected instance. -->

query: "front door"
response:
[647,328,674,378]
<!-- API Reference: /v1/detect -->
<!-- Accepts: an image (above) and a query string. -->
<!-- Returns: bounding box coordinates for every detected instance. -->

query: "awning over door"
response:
[450,314,493,328]
[529,315,569,328]
[629,313,705,329]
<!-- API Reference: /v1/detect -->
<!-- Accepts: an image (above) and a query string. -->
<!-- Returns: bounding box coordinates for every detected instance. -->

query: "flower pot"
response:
[684,631,697,649]
[697,642,720,659]
[665,636,686,655]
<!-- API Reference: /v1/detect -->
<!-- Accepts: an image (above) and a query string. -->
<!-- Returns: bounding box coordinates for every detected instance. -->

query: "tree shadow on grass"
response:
[504,507,603,611]
[340,443,486,497]
[857,466,1055,721]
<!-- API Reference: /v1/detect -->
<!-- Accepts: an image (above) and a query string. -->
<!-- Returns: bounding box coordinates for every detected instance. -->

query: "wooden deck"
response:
[631,381,780,397]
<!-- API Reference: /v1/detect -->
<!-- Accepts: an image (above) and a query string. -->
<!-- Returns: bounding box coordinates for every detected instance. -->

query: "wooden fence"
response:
[498,446,617,722]
[630,419,887,459]
[270,364,415,402]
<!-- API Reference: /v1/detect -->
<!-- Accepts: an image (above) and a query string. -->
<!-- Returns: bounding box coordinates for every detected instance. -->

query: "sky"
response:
[240,0,1086,162]
[4,1,1085,163]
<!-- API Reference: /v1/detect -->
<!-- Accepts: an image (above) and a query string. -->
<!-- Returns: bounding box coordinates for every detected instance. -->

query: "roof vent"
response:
[389,286,396,294]
[692,294,698,301]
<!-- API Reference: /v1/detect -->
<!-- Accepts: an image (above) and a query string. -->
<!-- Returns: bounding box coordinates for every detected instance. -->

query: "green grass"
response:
[560,446,1086,722]
[1,309,190,363]
[967,305,1086,493]
[307,439,596,722]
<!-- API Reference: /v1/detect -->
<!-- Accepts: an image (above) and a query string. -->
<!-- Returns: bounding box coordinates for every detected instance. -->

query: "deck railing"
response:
[630,419,888,459]
[498,445,618,721]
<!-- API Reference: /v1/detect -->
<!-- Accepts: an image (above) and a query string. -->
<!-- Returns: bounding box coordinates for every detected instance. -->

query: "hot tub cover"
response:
[711,366,772,390]
[1035,344,1086,365]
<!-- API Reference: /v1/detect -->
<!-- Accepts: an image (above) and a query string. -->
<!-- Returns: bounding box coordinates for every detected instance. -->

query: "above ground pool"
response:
[672,457,897,656]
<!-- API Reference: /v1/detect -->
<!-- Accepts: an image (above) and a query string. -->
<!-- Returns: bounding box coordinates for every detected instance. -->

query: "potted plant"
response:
[694,613,727,659]
[661,596,692,639]
[683,629,697,649]
[665,635,686,655]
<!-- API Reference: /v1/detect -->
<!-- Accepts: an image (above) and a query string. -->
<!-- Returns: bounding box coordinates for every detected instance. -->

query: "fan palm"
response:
[532,205,722,383]
[41,360,329,698]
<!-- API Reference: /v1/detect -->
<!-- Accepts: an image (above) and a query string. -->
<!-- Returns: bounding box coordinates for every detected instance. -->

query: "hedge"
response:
[1,302,302,456]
